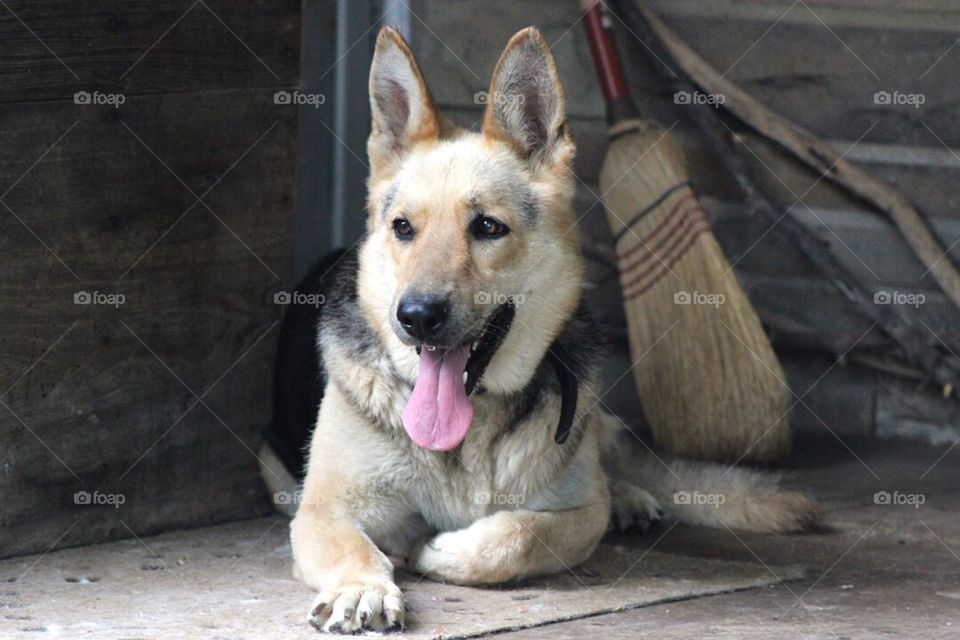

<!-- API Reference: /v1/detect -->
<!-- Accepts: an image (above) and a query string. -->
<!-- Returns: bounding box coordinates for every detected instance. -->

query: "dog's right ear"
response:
[368,27,440,181]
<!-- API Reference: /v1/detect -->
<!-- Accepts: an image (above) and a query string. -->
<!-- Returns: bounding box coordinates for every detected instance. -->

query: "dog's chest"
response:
[331,341,573,530]
[404,409,563,530]
[407,456,519,531]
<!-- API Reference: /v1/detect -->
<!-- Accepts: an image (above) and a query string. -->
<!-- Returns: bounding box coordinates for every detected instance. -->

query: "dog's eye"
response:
[471,216,509,240]
[393,218,414,240]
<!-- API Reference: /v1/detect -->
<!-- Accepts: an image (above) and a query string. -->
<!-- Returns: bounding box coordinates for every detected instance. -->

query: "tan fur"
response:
[287,26,819,634]
[598,412,820,533]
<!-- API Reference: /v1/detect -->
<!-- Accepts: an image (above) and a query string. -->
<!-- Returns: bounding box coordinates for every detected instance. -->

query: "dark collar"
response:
[546,344,578,444]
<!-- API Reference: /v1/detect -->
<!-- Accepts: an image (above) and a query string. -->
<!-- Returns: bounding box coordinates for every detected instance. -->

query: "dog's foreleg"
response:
[291,504,404,633]
[290,382,406,634]
[409,497,609,585]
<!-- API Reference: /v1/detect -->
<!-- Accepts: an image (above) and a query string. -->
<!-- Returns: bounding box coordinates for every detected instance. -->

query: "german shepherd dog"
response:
[263,27,819,634]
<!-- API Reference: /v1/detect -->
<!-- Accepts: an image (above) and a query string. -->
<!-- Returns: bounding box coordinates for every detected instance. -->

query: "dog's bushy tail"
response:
[600,412,821,534]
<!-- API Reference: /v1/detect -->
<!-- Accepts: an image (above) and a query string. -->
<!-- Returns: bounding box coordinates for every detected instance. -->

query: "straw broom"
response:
[579,0,789,462]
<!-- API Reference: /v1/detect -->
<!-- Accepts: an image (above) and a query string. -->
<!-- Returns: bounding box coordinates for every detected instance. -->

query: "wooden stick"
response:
[697,104,960,392]
[609,0,960,394]
[628,2,960,311]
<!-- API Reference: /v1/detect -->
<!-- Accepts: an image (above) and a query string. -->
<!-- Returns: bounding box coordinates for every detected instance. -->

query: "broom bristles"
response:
[601,123,790,462]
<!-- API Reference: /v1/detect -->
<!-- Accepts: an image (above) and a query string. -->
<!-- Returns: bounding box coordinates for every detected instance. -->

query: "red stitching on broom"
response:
[615,191,695,262]
[617,204,706,276]
[622,222,712,300]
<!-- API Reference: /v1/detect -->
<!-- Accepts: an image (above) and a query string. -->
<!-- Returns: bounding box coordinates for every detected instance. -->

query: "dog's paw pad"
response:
[610,482,662,533]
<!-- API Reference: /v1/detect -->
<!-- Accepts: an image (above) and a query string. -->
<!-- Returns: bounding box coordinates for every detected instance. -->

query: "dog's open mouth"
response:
[401,303,515,451]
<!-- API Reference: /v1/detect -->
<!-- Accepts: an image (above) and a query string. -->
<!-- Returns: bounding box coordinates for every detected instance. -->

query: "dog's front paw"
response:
[307,581,404,634]
[610,481,663,533]
[408,524,517,584]
[409,531,461,580]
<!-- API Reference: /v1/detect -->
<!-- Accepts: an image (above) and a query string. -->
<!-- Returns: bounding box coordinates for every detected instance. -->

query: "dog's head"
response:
[357,27,583,450]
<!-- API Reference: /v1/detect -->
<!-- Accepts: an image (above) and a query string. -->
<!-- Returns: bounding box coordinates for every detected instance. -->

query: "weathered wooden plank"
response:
[620,11,960,148]
[780,349,877,437]
[0,88,295,558]
[0,314,278,557]
[713,130,960,229]
[0,0,300,102]
[648,0,960,33]
[706,199,960,290]
[0,89,295,285]
[418,0,960,146]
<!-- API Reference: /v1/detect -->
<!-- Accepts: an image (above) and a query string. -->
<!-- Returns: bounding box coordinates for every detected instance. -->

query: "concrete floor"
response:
[502,434,960,640]
[2,433,958,639]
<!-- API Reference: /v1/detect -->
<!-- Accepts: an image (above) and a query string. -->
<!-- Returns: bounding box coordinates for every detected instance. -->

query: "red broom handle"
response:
[579,1,641,125]
[581,1,628,101]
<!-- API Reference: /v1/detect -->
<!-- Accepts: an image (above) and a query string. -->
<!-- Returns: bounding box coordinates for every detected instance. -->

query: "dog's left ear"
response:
[482,28,568,165]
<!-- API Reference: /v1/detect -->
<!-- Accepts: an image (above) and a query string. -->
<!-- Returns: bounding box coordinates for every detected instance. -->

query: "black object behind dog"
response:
[267,248,348,481]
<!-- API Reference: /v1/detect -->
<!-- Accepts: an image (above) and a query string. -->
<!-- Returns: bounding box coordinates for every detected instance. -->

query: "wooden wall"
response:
[0,1,300,558]
[406,0,960,441]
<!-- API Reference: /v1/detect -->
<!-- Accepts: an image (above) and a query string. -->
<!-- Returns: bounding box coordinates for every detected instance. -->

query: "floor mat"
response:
[0,517,804,639]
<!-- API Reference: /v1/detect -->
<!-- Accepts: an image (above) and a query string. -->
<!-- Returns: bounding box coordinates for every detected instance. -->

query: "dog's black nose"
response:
[397,294,449,342]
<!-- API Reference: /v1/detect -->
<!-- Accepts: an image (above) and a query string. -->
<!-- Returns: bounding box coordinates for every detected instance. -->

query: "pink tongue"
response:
[402,346,474,451]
